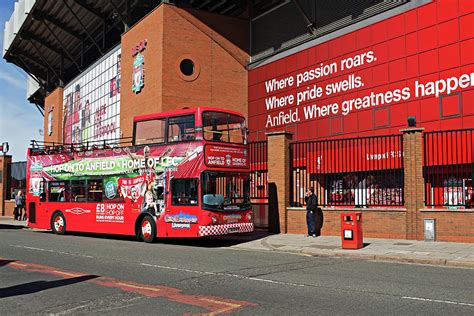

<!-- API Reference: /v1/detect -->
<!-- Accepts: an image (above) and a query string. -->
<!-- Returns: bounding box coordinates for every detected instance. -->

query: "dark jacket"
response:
[305,193,318,212]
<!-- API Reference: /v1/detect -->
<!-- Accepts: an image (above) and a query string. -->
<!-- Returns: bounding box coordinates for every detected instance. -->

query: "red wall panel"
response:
[460,13,474,40]
[248,1,474,142]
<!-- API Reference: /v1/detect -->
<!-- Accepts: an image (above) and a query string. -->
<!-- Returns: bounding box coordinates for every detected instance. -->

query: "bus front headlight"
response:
[247,212,253,222]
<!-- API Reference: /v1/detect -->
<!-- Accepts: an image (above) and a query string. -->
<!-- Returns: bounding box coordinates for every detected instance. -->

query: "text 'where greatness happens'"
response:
[263,51,474,128]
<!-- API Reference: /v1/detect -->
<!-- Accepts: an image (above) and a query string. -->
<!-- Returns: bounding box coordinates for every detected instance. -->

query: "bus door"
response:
[165,178,199,237]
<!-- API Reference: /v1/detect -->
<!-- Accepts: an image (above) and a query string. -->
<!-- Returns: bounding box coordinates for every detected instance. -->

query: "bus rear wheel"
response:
[51,212,66,235]
[140,215,156,243]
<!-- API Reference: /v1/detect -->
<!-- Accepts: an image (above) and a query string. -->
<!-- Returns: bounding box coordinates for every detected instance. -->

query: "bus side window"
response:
[71,180,87,202]
[48,181,70,202]
[171,179,198,205]
[88,180,103,202]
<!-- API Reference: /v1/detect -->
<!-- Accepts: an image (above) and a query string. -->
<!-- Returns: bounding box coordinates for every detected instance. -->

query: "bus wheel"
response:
[140,215,156,243]
[51,212,66,235]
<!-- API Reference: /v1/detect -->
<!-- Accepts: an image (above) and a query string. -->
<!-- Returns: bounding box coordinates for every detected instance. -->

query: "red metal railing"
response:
[424,129,474,208]
[290,135,404,207]
[249,141,268,201]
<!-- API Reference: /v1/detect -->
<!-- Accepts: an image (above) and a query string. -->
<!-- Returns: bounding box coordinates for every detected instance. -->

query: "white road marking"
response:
[10,244,470,303]
[9,245,94,258]
[140,262,305,287]
[403,296,474,307]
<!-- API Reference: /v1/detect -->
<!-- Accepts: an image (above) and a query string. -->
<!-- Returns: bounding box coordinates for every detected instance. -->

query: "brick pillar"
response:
[0,155,12,216]
[401,127,425,240]
[44,87,64,144]
[266,131,292,233]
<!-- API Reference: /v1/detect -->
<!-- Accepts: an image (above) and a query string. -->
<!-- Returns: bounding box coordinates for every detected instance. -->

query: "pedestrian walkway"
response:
[0,216,27,227]
[1,216,472,268]
[231,233,474,268]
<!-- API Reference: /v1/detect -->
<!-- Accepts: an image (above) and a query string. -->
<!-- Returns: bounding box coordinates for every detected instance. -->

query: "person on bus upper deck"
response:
[211,122,222,141]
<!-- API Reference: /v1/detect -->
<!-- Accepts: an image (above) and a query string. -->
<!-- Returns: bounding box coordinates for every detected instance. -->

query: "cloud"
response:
[0,100,42,161]
[0,68,25,90]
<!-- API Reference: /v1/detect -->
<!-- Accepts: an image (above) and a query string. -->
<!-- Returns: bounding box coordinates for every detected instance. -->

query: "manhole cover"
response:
[393,243,412,246]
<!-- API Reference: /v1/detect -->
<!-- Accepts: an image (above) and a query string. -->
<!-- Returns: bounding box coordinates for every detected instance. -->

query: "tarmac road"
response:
[1,225,473,315]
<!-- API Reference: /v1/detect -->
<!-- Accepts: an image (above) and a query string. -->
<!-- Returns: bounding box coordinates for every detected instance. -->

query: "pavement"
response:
[1,216,473,268]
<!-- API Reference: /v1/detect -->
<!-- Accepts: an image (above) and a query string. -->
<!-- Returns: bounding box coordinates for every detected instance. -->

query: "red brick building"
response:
[2,0,473,241]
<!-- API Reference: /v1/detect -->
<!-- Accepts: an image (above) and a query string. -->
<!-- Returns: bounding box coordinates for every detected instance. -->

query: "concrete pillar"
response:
[266,131,292,233]
[0,155,12,216]
[400,127,425,240]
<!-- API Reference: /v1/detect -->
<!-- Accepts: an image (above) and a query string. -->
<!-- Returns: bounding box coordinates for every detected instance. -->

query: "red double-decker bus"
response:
[26,107,253,242]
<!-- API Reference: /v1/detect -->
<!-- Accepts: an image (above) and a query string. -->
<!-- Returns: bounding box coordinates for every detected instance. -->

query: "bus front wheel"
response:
[140,215,156,243]
[51,212,66,235]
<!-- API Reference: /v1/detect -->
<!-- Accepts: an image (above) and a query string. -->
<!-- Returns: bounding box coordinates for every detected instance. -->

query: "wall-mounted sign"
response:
[1,142,9,155]
[131,39,147,57]
[47,105,54,136]
[132,53,145,94]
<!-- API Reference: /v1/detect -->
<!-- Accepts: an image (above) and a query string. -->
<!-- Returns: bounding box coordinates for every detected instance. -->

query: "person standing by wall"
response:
[14,191,24,221]
[21,191,27,221]
[315,205,324,237]
[305,187,318,237]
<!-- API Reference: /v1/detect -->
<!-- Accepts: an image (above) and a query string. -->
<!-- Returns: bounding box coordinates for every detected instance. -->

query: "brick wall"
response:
[288,209,407,239]
[43,87,64,144]
[120,6,164,138]
[120,3,249,138]
[4,200,15,217]
[0,155,12,216]
[267,132,292,233]
[419,211,474,243]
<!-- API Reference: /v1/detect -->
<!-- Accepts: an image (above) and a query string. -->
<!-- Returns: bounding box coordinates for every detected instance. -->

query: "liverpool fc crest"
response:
[132,53,144,93]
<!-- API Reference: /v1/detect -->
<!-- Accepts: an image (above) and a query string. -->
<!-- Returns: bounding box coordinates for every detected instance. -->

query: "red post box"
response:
[341,212,363,249]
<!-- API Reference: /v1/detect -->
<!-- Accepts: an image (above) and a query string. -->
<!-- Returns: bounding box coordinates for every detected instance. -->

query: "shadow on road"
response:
[0,275,98,298]
[0,224,25,230]
[0,259,16,267]
[34,229,273,248]
[160,230,273,248]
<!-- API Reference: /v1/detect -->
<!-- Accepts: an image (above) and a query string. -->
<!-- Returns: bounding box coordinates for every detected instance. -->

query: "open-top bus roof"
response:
[133,107,245,123]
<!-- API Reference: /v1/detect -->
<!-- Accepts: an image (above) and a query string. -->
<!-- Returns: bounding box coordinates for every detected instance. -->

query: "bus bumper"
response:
[198,223,254,237]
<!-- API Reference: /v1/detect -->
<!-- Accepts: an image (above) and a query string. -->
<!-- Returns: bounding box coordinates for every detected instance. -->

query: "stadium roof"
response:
[3,0,287,108]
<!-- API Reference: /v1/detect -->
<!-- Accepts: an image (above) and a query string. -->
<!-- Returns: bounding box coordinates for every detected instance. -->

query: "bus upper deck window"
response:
[134,118,166,145]
[202,111,245,144]
[168,115,195,143]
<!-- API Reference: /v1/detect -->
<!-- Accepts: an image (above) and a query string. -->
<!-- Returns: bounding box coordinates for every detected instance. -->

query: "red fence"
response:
[290,135,404,207]
[424,129,474,208]
[249,141,268,202]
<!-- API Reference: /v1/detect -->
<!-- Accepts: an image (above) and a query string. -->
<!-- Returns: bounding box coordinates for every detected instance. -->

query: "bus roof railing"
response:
[29,137,133,155]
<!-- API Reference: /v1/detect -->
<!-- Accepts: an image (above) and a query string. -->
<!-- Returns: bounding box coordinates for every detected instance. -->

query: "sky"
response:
[0,0,43,162]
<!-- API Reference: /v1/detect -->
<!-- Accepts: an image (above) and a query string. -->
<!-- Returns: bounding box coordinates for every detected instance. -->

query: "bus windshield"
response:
[202,111,246,144]
[201,171,250,211]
